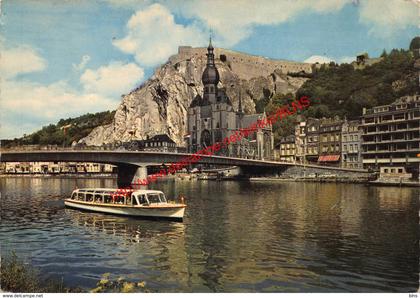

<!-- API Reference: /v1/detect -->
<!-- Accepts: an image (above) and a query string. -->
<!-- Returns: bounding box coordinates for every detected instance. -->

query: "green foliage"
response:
[296,48,417,119]
[90,273,149,293]
[262,47,417,143]
[0,252,74,292]
[2,110,115,147]
[409,36,420,51]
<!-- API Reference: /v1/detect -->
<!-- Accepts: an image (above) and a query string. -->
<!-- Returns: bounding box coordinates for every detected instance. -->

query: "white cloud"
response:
[169,0,349,47]
[109,0,349,52]
[0,45,47,79]
[0,44,144,138]
[304,55,335,64]
[358,0,418,37]
[81,61,144,97]
[304,55,356,64]
[113,3,208,66]
[72,55,91,71]
[0,79,118,139]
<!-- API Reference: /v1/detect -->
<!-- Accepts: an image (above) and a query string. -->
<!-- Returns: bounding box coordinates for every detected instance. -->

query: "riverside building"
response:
[361,95,420,180]
[341,119,363,169]
[318,117,343,167]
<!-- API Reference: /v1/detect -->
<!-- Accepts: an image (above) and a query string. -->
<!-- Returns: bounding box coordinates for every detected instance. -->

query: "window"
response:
[344,145,347,151]
[104,195,112,203]
[147,193,161,204]
[398,168,403,173]
[139,195,147,205]
[159,193,167,203]
[71,192,77,200]
[86,193,93,202]
[94,194,102,202]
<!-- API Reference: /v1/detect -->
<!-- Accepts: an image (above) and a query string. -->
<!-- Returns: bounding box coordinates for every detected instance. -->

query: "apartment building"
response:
[305,118,320,163]
[278,135,296,162]
[361,95,420,179]
[318,117,343,166]
[294,119,306,163]
[341,120,363,169]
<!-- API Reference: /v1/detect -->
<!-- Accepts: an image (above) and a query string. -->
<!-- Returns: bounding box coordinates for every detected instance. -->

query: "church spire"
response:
[206,36,215,66]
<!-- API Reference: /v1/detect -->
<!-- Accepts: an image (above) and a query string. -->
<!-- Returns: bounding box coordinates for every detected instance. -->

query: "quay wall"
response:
[281,165,374,179]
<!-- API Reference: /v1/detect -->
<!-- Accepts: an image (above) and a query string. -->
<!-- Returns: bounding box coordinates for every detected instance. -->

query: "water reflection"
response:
[0,177,418,292]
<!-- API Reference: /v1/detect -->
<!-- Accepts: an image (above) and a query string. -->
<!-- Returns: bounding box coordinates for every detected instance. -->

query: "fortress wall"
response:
[174,46,313,80]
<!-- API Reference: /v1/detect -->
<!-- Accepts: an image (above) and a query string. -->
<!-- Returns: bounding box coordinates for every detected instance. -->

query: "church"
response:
[187,39,274,160]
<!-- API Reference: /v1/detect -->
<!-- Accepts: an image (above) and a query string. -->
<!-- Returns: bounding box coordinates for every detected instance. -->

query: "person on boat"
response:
[178,194,185,205]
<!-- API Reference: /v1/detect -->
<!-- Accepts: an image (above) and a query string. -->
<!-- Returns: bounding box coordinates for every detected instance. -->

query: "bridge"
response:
[0,150,370,187]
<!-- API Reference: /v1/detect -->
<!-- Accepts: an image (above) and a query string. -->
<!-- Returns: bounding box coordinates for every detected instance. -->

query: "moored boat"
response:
[64,188,186,221]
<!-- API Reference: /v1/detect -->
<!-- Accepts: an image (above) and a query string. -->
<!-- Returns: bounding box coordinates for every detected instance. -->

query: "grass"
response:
[1,252,149,293]
[0,252,74,292]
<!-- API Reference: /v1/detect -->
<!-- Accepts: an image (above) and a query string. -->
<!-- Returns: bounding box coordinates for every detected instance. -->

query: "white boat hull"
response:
[64,199,185,221]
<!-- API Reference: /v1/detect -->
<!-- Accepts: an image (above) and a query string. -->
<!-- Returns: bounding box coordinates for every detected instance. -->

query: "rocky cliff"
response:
[80,47,312,146]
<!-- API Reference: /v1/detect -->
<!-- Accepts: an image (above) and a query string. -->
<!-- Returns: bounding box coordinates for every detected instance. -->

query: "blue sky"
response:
[1,0,418,139]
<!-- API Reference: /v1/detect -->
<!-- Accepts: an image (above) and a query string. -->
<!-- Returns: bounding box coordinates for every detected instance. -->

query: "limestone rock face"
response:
[80,47,311,146]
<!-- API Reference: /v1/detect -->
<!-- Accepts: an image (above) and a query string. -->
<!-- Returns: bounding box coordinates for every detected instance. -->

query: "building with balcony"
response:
[318,117,343,166]
[341,119,363,169]
[294,119,306,163]
[361,95,420,179]
[278,135,296,162]
[305,118,320,163]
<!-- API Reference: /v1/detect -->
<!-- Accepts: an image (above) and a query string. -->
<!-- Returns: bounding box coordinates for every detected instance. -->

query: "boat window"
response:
[71,192,77,200]
[139,195,147,205]
[132,195,139,205]
[94,194,102,203]
[77,192,84,200]
[159,193,167,203]
[115,195,125,204]
[104,195,112,203]
[126,196,132,205]
[86,193,94,202]
[147,193,161,204]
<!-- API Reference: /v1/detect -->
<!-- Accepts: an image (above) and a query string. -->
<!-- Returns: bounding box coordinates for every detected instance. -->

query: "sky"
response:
[0,0,418,139]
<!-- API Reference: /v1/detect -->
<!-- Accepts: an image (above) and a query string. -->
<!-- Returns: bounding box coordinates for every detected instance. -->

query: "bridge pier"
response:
[116,164,148,189]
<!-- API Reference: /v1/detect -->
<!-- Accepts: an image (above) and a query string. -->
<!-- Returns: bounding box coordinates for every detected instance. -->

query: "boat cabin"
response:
[70,189,168,206]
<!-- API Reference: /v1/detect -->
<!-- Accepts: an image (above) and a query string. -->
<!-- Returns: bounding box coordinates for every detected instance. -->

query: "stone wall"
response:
[174,46,313,80]
[281,165,373,179]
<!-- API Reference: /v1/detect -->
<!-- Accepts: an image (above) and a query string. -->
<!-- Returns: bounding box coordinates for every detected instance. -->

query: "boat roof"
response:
[74,188,164,195]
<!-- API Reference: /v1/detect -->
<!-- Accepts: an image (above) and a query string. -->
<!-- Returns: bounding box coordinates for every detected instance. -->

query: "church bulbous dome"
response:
[202,65,219,85]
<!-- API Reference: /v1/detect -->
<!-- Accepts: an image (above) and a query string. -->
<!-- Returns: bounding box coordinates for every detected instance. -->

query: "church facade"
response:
[187,40,274,160]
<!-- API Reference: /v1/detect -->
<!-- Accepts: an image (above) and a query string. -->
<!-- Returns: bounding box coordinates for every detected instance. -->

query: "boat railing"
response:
[72,189,134,205]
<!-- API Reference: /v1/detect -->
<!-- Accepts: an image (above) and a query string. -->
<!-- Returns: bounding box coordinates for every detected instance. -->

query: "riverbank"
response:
[0,173,116,178]
[0,252,149,293]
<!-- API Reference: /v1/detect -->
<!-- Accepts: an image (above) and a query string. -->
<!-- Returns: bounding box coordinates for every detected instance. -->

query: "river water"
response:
[0,177,418,292]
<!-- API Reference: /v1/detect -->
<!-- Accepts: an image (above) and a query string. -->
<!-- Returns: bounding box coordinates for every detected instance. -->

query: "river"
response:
[0,177,418,292]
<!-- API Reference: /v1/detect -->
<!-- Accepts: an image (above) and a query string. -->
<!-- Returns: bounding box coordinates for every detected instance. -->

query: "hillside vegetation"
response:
[2,111,115,148]
[265,47,418,143]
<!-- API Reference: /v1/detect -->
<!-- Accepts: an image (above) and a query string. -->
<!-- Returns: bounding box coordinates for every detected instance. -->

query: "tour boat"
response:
[64,188,186,221]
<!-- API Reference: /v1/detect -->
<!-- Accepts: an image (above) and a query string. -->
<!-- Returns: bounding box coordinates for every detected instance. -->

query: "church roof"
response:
[216,89,232,105]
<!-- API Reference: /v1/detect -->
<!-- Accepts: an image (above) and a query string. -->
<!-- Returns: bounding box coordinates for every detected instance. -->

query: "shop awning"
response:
[318,155,340,162]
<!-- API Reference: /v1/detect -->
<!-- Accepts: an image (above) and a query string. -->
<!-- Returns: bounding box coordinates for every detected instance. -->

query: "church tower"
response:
[201,38,219,104]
